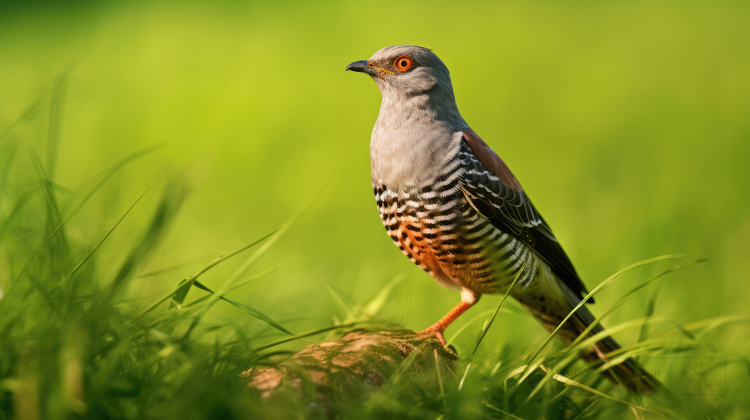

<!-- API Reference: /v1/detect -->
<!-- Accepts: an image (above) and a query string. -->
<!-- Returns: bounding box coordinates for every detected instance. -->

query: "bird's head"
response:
[346,45,456,104]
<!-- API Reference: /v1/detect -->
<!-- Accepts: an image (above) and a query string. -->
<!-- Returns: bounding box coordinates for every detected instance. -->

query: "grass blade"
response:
[321,275,366,320]
[60,185,153,287]
[483,400,527,420]
[566,260,704,351]
[538,365,660,415]
[571,398,599,420]
[129,231,277,324]
[184,189,324,336]
[250,322,370,352]
[137,254,215,278]
[469,261,526,361]
[107,181,185,296]
[169,231,278,309]
[184,279,293,336]
[362,271,406,318]
[458,261,525,391]
[516,255,682,389]
[445,308,510,347]
[9,145,161,287]
[0,92,47,145]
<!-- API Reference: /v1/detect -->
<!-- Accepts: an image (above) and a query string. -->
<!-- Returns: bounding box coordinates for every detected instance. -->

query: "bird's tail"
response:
[560,290,661,394]
[523,284,661,394]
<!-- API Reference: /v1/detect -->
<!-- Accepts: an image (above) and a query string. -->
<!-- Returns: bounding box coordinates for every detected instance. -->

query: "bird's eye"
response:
[394,56,413,72]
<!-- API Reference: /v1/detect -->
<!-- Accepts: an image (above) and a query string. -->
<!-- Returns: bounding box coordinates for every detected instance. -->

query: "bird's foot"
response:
[414,324,447,346]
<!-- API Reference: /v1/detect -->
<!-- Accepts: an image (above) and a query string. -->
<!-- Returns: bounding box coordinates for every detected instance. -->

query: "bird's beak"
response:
[346,60,396,77]
[345,60,377,74]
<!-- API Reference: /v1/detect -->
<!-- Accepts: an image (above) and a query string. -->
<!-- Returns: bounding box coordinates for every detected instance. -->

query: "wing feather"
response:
[460,129,591,302]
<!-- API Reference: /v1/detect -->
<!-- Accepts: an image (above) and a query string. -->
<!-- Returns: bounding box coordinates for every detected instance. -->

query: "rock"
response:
[242,327,459,415]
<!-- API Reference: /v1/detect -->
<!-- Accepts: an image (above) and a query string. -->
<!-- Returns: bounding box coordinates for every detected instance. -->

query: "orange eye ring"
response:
[394,56,413,72]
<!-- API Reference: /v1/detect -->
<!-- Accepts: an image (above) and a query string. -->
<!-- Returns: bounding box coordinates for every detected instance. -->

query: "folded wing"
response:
[459,129,591,302]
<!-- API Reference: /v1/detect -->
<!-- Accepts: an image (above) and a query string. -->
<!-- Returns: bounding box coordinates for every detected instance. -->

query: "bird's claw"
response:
[414,325,447,346]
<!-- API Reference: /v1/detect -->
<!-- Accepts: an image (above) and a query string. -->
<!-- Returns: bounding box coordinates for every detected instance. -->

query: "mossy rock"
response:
[242,327,459,416]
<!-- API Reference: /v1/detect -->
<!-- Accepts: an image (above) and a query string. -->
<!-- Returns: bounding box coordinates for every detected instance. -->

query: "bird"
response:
[346,45,658,393]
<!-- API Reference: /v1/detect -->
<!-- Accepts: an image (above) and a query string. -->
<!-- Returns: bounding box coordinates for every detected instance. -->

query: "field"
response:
[1,0,749,418]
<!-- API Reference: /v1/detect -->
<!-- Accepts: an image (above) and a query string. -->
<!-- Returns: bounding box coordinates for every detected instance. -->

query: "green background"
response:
[1,0,749,418]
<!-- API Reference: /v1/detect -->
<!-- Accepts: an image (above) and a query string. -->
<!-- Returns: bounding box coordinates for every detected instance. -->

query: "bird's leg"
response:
[416,290,479,346]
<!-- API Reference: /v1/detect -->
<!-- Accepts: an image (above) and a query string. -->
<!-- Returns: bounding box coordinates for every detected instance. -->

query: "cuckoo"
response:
[346,45,657,393]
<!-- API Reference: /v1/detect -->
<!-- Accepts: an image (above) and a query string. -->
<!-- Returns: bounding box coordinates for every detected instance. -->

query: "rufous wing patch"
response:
[461,129,523,192]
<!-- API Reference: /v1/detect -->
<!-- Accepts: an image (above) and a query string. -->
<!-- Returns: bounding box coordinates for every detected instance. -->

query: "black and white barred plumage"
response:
[374,138,542,295]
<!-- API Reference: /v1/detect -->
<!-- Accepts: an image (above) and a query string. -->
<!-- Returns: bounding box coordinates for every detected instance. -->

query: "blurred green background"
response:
[1,0,749,417]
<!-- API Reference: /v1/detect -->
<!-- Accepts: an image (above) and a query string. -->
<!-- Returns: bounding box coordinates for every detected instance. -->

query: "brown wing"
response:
[460,129,592,302]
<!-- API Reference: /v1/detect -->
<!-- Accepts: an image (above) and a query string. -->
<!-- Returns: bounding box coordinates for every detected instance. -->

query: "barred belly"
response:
[373,154,541,296]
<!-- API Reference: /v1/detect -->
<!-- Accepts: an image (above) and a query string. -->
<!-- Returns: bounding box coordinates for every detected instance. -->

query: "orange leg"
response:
[417,291,479,346]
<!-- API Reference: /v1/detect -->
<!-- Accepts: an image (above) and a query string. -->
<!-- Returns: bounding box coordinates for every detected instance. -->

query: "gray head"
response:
[347,46,469,187]
[346,45,462,122]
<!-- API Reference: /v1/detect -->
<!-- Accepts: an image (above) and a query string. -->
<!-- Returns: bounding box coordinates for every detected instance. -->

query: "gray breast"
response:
[369,100,463,190]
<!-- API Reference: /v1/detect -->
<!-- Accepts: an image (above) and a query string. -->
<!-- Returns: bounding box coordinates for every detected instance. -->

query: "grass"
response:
[1,84,748,420]
[1,0,750,418]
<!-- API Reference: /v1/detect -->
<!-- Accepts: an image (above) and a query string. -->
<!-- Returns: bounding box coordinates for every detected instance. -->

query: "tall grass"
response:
[1,85,748,419]
[3,2,750,416]
[0,89,354,418]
